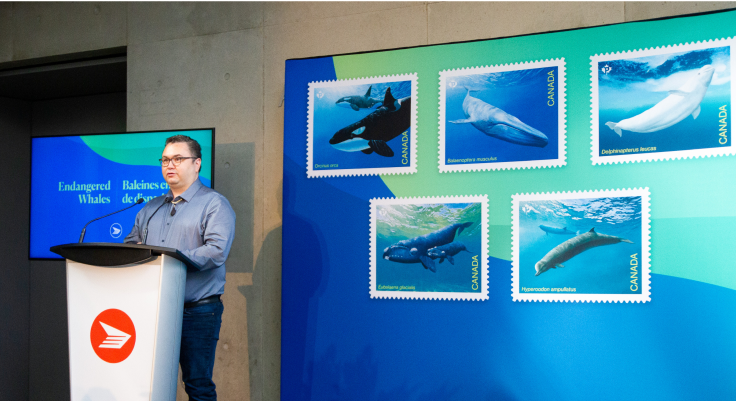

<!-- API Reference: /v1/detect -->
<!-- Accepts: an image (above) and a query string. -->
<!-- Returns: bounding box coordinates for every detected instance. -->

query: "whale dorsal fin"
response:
[382,87,396,107]
[589,228,596,233]
[364,85,372,97]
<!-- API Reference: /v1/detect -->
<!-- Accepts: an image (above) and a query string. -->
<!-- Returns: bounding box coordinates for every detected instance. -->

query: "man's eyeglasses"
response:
[160,156,198,167]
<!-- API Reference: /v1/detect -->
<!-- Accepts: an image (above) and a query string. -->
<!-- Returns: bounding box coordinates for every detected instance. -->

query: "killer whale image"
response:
[383,222,473,272]
[427,241,469,265]
[335,85,382,111]
[450,87,548,148]
[535,227,633,276]
[329,87,411,157]
[539,224,579,236]
[605,65,715,136]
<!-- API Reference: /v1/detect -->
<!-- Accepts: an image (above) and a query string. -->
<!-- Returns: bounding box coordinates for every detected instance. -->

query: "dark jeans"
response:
[180,300,224,401]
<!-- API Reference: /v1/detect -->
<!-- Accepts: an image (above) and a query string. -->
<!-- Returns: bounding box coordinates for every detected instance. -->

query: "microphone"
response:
[78,198,144,243]
[142,196,173,244]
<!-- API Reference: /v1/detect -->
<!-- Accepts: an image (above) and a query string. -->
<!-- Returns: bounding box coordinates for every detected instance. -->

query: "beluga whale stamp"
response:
[512,188,650,303]
[307,74,418,177]
[591,38,735,164]
[370,195,489,301]
[438,59,566,172]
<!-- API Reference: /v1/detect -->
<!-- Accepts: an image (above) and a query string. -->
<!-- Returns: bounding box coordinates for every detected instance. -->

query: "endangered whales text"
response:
[58,179,171,204]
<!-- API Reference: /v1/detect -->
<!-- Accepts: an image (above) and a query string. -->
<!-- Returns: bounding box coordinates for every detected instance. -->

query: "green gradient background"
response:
[334,11,736,290]
[81,130,213,180]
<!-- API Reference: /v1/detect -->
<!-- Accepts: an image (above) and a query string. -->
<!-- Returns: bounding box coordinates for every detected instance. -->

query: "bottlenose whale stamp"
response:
[307,74,418,177]
[370,195,489,300]
[512,188,650,303]
[439,59,566,172]
[591,38,736,164]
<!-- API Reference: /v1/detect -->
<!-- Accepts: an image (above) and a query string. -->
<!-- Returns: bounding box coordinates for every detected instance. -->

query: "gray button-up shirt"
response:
[124,178,236,303]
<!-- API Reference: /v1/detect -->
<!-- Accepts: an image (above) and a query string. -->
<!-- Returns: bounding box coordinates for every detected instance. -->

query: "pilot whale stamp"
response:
[307,74,418,178]
[591,38,736,164]
[439,59,566,172]
[512,188,650,303]
[370,195,489,301]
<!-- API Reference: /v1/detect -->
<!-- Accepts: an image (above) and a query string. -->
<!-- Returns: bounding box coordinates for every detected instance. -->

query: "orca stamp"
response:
[591,38,736,164]
[308,74,418,178]
[439,59,566,172]
[370,195,489,301]
[512,188,651,303]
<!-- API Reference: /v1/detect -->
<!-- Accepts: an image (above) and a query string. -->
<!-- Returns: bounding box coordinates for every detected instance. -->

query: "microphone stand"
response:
[78,198,144,243]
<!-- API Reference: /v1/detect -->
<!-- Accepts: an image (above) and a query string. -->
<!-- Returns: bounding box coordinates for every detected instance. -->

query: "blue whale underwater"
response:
[329,87,410,157]
[383,222,473,272]
[450,87,548,148]
[427,241,469,265]
[335,84,382,111]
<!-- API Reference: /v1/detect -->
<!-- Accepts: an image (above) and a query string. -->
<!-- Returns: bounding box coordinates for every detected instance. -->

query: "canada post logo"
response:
[90,309,136,363]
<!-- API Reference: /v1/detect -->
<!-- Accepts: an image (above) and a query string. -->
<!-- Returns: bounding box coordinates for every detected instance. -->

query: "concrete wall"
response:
[2,2,735,400]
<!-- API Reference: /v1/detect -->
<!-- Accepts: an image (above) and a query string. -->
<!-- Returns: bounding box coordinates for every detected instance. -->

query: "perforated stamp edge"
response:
[590,38,736,165]
[511,188,651,303]
[370,195,489,301]
[307,73,418,178]
[438,59,567,172]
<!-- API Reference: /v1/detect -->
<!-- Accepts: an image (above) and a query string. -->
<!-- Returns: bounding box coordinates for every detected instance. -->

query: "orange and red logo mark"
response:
[90,309,136,363]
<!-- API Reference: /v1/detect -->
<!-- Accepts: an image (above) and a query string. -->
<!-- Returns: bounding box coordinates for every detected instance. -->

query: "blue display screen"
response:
[30,129,213,259]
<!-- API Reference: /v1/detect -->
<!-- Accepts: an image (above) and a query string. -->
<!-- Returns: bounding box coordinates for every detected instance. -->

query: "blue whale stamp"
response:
[439,59,567,172]
[591,38,736,164]
[512,189,651,303]
[308,74,417,177]
[370,196,489,301]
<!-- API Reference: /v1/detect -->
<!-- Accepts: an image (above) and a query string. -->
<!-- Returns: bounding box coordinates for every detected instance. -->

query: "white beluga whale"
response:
[605,65,715,136]
[450,87,548,148]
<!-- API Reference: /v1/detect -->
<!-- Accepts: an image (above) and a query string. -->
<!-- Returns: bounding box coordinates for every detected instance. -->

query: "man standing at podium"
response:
[125,135,236,400]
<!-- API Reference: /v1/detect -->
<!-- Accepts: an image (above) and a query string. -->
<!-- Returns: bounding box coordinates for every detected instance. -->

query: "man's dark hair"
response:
[165,135,202,160]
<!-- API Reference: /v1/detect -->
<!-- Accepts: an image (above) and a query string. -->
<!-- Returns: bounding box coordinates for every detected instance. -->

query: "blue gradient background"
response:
[283,11,736,401]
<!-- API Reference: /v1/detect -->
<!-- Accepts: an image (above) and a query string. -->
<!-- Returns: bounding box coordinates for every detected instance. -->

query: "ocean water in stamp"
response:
[518,197,643,294]
[313,80,412,171]
[598,46,731,156]
[445,67,559,164]
[376,202,482,293]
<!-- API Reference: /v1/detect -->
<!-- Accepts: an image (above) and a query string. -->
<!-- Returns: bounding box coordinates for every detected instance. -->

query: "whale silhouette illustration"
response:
[450,87,548,148]
[605,65,715,136]
[534,227,633,276]
[329,87,410,157]
[383,222,473,272]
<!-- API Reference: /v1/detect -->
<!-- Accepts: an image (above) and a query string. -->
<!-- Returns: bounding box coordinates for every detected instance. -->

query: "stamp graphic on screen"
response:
[591,38,735,164]
[438,59,566,172]
[512,188,650,303]
[307,74,418,177]
[370,195,489,301]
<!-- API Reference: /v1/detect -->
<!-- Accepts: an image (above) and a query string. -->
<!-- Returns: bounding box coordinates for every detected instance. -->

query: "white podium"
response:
[51,243,196,401]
